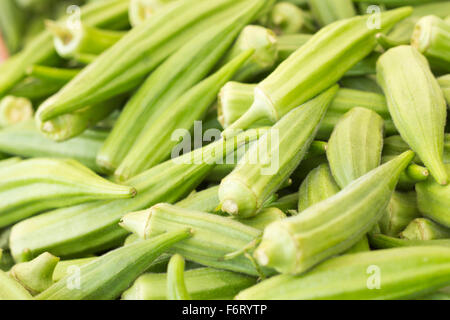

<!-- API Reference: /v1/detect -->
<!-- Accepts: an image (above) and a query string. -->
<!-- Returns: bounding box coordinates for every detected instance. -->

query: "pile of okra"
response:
[0,0,449,301]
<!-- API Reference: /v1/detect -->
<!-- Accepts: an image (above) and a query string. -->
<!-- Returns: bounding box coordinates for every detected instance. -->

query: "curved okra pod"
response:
[254,151,415,274]
[222,7,412,137]
[128,0,178,27]
[10,252,59,295]
[377,46,448,185]
[122,267,256,300]
[438,74,450,106]
[115,50,255,180]
[0,158,136,228]
[378,191,421,237]
[237,246,450,300]
[120,203,271,277]
[0,96,34,128]
[411,15,450,73]
[219,85,338,218]
[36,0,271,122]
[9,129,267,262]
[220,25,278,83]
[269,2,316,34]
[369,233,450,249]
[400,218,450,241]
[307,0,356,26]
[36,229,192,300]
[416,164,450,228]
[167,254,191,300]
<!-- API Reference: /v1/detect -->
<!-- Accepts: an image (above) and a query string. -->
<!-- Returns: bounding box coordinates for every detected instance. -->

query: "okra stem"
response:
[167,254,191,300]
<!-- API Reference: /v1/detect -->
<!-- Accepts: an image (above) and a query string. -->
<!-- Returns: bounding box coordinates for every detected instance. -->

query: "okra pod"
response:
[438,74,450,106]
[269,2,316,34]
[115,50,254,180]
[167,254,191,300]
[10,252,59,295]
[238,207,286,230]
[219,85,338,218]
[276,33,312,61]
[307,0,356,26]
[0,96,34,128]
[266,193,299,213]
[0,158,136,228]
[37,0,271,122]
[237,246,450,299]
[344,236,370,254]
[52,257,97,282]
[377,46,448,185]
[120,203,270,276]
[369,233,450,249]
[411,15,450,73]
[9,129,266,261]
[27,65,80,84]
[400,218,450,241]
[9,77,64,102]
[0,261,33,300]
[122,267,256,300]
[0,157,21,169]
[254,151,414,274]
[416,164,450,228]
[339,75,383,94]
[176,186,221,213]
[36,229,192,300]
[223,7,412,136]
[128,0,178,27]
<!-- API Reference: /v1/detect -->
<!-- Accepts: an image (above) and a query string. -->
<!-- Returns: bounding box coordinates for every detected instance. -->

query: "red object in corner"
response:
[0,35,9,63]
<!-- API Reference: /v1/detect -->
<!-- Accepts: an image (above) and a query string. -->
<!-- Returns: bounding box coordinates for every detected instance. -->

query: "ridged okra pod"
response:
[0,158,136,228]
[377,45,448,185]
[9,129,266,262]
[400,218,450,241]
[378,192,421,237]
[36,0,271,122]
[26,65,80,85]
[438,74,450,106]
[254,151,415,274]
[223,7,412,136]
[97,2,267,172]
[167,254,191,300]
[0,259,33,300]
[0,0,131,97]
[36,230,192,300]
[0,120,106,172]
[115,50,254,180]
[122,267,256,300]
[238,208,286,230]
[219,85,338,218]
[268,2,316,34]
[369,233,450,249]
[0,96,33,128]
[411,15,450,73]
[307,0,356,26]
[276,33,312,61]
[52,257,97,282]
[416,164,450,228]
[120,203,271,277]
[237,246,450,300]
[10,252,59,295]
[128,0,178,27]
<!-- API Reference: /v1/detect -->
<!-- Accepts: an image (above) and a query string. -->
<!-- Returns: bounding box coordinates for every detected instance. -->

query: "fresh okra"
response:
[0,96,34,128]
[307,0,356,26]
[237,246,450,300]
[36,229,192,300]
[377,46,448,185]
[411,15,450,73]
[36,0,271,122]
[122,267,256,300]
[369,233,450,249]
[9,129,266,262]
[26,65,80,84]
[276,33,312,61]
[238,208,287,230]
[266,193,299,213]
[0,258,33,300]
[52,257,97,282]
[254,151,414,274]
[115,50,254,180]
[339,75,383,94]
[167,254,191,300]
[219,86,338,218]
[0,158,136,228]
[128,0,178,27]
[400,218,450,241]
[222,7,412,136]
[268,2,316,34]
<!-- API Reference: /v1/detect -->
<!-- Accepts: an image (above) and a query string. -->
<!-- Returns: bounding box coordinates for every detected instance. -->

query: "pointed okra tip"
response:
[219,179,258,218]
[119,209,152,239]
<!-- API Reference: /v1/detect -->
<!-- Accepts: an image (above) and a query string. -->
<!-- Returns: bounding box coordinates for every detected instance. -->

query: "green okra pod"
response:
[266,193,299,213]
[237,246,450,300]
[438,74,450,106]
[10,252,59,295]
[254,151,415,274]
[52,257,97,282]
[238,207,286,230]
[219,85,338,218]
[378,192,421,237]
[128,0,178,27]
[344,236,370,254]
[115,50,254,180]
[0,157,22,169]
[0,158,136,228]
[411,15,450,73]
[9,129,267,262]
[223,7,412,136]
[276,33,312,61]
[307,0,356,26]
[400,218,450,241]
[0,258,33,300]
[0,120,106,172]
[120,203,270,277]
[122,267,256,300]
[269,2,316,34]
[339,75,383,94]
[416,164,450,228]
[167,254,191,300]
[377,45,448,185]
[36,229,192,300]
[369,233,450,249]
[37,0,271,122]
[9,77,64,102]
[0,96,34,128]
[26,65,80,84]
[176,186,221,213]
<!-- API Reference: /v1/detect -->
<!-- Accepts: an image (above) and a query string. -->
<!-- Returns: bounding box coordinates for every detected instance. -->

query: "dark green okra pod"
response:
[377,45,448,185]
[36,229,192,300]
[167,254,191,300]
[219,85,338,218]
[254,151,414,274]
[400,218,450,241]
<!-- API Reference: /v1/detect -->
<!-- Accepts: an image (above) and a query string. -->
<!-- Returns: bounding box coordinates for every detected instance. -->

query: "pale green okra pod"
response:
[167,254,191,300]
[400,218,450,241]
[307,0,356,26]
